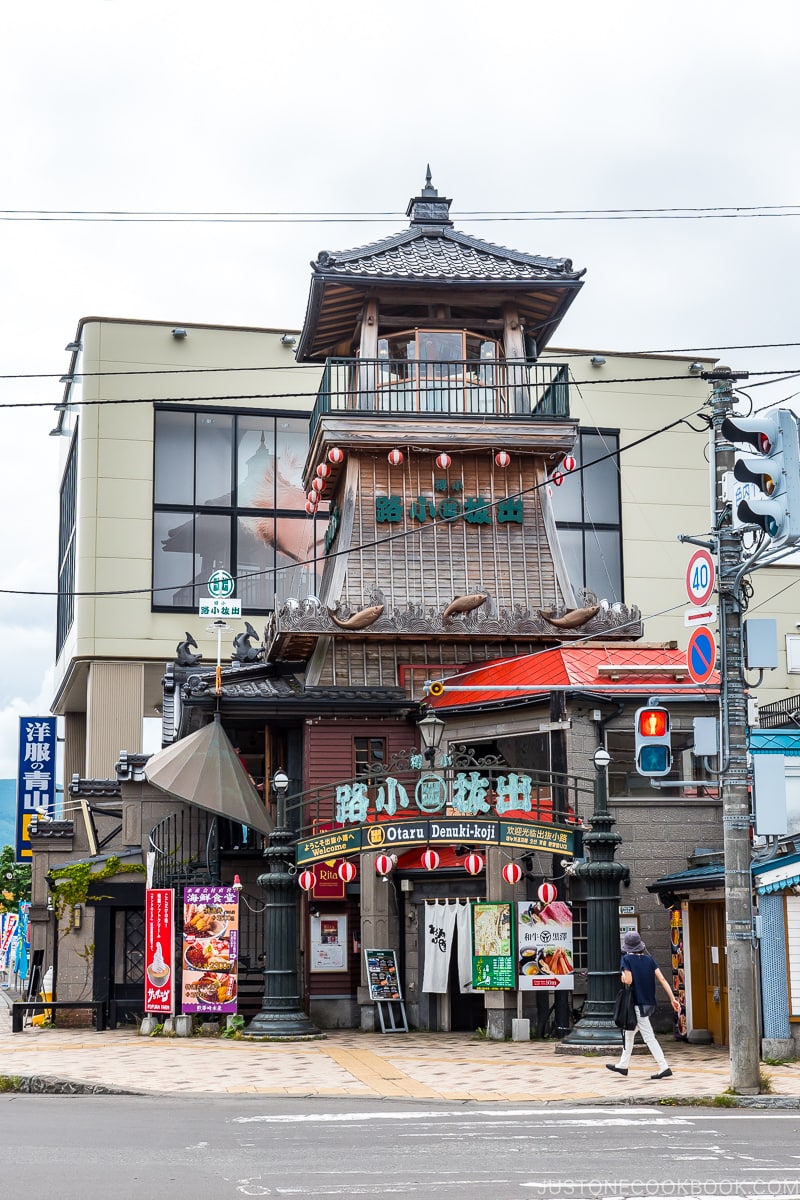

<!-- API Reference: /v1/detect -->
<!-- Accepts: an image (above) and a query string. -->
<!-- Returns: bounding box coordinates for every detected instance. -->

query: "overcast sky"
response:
[1,1,799,779]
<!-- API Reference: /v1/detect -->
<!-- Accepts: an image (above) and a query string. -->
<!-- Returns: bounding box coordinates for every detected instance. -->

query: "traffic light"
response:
[721,409,800,545]
[634,706,672,777]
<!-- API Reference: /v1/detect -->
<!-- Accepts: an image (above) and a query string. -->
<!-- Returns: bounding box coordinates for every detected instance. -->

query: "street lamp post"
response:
[246,770,320,1039]
[559,747,630,1051]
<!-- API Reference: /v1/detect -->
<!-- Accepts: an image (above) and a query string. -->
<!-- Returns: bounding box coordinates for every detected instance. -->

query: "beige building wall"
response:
[52,317,321,773]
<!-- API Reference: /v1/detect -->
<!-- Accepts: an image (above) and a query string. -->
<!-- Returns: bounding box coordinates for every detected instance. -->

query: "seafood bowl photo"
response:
[189,972,237,1006]
[184,904,228,940]
[184,936,231,973]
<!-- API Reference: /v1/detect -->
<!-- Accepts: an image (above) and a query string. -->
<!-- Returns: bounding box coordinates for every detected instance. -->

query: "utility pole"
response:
[708,367,761,1094]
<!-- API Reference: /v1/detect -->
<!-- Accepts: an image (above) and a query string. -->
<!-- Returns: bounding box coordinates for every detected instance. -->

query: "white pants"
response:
[616,1006,669,1071]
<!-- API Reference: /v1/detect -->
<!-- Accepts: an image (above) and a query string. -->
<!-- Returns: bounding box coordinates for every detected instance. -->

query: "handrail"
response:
[311,357,569,430]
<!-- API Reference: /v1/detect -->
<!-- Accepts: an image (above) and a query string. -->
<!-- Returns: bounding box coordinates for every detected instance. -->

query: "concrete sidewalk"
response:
[2,1012,800,1103]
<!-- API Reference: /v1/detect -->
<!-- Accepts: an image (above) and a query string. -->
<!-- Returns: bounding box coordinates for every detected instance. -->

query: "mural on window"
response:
[549,429,623,604]
[153,409,326,612]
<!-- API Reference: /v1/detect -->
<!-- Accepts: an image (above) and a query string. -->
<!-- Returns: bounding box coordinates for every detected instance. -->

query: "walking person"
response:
[607,930,681,1079]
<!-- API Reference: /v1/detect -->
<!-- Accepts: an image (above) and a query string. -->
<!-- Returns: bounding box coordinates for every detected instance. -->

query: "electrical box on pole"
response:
[634,706,672,777]
[721,408,800,545]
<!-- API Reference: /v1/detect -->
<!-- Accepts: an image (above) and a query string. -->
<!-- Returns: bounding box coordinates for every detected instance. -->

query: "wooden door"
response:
[699,901,728,1045]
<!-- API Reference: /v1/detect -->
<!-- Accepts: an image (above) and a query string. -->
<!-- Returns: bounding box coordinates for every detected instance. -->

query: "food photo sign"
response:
[517,897,574,990]
[471,901,515,990]
[181,886,239,1014]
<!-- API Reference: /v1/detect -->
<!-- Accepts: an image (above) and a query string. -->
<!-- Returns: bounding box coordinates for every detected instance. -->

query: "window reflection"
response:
[152,408,326,612]
[551,429,623,602]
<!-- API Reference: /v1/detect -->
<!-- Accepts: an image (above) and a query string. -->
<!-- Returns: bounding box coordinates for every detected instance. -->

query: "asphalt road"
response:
[3,1097,800,1198]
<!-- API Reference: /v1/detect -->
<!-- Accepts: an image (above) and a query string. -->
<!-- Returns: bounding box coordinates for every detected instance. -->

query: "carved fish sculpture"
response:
[327,603,385,630]
[442,593,488,622]
[539,605,600,629]
[176,632,202,666]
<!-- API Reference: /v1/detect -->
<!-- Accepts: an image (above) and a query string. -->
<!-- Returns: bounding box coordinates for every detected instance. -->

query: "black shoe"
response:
[651,1068,672,1079]
[606,1064,628,1076]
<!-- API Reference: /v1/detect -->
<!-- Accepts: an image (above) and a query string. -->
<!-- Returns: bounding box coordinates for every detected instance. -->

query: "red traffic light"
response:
[638,708,668,738]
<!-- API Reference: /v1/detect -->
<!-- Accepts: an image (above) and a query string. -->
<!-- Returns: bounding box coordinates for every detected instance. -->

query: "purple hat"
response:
[622,931,647,953]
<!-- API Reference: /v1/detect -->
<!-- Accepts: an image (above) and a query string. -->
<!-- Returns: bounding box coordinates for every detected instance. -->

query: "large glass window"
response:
[550,429,623,603]
[153,409,325,612]
[56,426,78,657]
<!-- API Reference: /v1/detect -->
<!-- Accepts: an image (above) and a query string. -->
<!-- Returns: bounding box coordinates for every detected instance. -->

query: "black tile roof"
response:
[311,226,582,285]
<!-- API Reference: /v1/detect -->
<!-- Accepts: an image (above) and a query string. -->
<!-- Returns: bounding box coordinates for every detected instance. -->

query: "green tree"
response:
[0,845,31,912]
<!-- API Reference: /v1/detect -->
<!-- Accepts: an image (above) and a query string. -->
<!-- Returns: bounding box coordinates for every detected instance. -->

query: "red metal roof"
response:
[429,644,719,710]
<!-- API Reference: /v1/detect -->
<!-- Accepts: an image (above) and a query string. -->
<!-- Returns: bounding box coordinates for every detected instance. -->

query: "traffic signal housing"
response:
[634,706,672,778]
[721,409,800,545]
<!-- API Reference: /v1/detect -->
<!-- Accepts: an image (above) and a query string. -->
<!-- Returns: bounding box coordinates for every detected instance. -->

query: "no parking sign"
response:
[687,625,717,685]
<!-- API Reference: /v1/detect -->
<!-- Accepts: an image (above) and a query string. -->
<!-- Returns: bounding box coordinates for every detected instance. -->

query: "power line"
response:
[8,370,800,413]
[0,203,799,224]
[0,403,708,601]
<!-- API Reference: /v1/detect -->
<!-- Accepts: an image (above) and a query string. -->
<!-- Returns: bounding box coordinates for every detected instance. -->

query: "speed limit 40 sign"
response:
[686,549,715,606]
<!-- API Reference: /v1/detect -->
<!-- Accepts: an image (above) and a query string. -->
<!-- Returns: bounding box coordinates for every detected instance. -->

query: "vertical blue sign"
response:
[16,717,57,862]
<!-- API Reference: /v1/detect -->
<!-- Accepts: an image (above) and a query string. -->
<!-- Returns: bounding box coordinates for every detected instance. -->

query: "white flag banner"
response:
[455,901,479,993]
[422,900,456,993]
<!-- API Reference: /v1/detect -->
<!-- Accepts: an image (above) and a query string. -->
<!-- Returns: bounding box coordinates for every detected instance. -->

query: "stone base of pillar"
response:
[556,1014,625,1054]
[762,1037,795,1061]
[246,1006,324,1040]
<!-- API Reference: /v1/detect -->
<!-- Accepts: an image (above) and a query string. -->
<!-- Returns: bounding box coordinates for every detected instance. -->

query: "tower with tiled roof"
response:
[266,173,641,680]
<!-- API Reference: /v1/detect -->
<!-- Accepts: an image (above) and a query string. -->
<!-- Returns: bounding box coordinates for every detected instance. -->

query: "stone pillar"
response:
[483,845,519,1040]
[358,850,397,1030]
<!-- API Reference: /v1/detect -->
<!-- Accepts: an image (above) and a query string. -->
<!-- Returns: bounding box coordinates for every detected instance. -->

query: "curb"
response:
[3,1075,800,1106]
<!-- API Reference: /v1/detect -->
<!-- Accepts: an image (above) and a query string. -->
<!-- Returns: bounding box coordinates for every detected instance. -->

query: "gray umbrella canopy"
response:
[144,714,273,836]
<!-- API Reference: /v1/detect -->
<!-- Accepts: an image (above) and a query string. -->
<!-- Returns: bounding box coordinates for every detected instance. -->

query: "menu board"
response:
[471,901,515,990]
[181,886,239,1015]
[364,948,402,1001]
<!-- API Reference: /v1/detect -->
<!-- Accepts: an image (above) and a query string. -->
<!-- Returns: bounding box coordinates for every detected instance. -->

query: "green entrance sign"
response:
[500,821,573,855]
[295,818,574,865]
[208,569,235,599]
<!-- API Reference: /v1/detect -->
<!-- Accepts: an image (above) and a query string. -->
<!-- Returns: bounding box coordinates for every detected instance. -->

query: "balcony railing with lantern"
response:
[310,357,570,430]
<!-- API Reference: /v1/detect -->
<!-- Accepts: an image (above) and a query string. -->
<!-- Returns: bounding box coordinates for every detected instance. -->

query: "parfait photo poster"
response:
[181,886,239,1014]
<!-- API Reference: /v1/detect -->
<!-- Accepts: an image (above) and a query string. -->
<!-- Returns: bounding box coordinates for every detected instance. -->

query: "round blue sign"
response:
[687,625,717,685]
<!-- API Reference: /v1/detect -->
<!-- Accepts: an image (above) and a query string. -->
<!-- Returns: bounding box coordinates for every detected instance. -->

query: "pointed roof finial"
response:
[407,168,452,227]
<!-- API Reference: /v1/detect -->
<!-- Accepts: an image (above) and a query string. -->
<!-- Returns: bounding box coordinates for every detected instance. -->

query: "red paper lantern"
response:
[563,455,576,472]
[375,853,396,877]
[311,476,325,493]
[502,861,523,886]
[327,446,345,465]
[338,860,357,884]
[387,448,404,466]
[298,870,317,892]
[304,500,317,515]
[421,848,440,872]
[464,852,485,876]
[538,882,557,905]
[552,470,564,487]
[316,462,332,479]
[494,450,511,468]
[306,490,320,505]
[435,452,451,470]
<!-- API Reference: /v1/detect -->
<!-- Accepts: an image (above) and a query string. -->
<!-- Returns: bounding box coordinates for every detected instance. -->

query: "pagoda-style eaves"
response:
[297,172,585,361]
